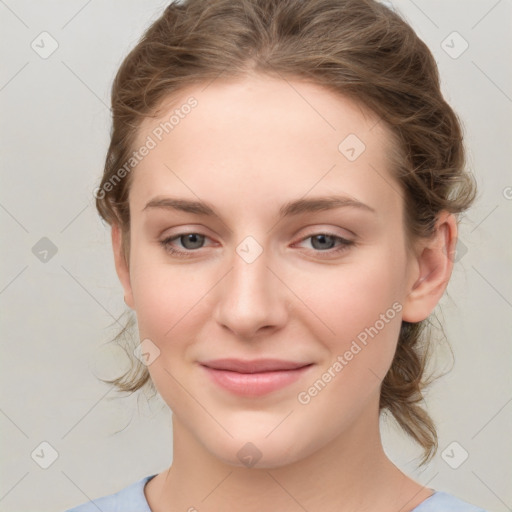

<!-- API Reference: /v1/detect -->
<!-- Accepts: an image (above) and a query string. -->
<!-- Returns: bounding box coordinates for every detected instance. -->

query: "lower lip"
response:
[201,364,313,397]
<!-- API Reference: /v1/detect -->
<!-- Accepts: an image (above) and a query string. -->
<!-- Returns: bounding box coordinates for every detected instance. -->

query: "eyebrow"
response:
[143,195,376,219]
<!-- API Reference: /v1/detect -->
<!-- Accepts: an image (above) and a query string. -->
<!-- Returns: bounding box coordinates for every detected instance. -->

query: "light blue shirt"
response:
[63,474,489,512]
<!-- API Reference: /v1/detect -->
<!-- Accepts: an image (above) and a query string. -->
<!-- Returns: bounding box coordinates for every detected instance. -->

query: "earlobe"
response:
[401,212,458,323]
[111,223,135,309]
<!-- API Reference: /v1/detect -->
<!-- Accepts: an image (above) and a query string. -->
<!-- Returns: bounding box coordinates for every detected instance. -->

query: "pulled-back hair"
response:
[95,0,476,466]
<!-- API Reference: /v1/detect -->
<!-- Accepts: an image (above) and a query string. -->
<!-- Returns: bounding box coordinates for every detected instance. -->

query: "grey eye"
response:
[309,234,337,250]
[179,233,205,250]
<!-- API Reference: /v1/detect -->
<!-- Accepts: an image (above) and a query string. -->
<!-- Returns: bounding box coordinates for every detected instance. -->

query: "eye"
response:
[295,233,354,256]
[160,232,211,257]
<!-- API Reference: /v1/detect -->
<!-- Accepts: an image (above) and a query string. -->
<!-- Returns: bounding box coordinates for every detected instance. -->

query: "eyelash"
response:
[159,232,354,259]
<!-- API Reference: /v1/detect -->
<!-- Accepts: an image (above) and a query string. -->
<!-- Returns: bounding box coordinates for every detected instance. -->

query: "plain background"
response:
[0,1,511,511]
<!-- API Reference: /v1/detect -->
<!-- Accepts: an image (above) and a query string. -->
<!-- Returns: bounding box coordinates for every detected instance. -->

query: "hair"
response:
[95,0,476,466]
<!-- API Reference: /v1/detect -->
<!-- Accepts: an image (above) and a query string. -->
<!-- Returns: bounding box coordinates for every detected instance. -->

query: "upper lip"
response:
[200,358,312,373]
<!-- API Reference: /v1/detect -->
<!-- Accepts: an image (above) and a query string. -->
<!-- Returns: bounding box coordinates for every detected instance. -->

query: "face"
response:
[113,73,443,468]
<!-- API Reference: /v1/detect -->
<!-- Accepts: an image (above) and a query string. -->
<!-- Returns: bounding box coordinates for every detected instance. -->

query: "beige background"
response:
[0,1,511,511]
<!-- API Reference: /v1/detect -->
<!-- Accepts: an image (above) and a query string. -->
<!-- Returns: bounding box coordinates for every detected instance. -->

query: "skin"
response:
[111,73,457,512]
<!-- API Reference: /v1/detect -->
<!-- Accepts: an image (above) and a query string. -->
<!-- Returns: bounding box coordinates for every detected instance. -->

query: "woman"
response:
[65,0,486,510]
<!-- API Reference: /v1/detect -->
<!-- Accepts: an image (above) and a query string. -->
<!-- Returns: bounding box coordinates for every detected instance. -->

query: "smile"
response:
[199,359,315,397]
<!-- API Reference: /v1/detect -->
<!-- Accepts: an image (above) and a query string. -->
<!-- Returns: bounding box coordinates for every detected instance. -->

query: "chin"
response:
[202,428,318,470]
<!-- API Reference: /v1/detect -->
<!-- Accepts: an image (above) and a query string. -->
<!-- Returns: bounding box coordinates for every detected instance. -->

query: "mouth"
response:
[199,358,314,397]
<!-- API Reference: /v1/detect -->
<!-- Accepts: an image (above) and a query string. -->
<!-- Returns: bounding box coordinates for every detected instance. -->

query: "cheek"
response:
[128,258,207,407]
[296,266,403,426]
[128,252,202,341]
[297,255,404,342]
[295,251,405,402]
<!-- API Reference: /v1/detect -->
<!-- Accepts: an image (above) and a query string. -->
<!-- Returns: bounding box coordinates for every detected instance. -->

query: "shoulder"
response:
[412,491,489,512]
[62,474,157,512]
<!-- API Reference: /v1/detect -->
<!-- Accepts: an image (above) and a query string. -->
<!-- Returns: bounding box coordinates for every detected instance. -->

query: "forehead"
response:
[137,73,388,148]
[131,74,402,218]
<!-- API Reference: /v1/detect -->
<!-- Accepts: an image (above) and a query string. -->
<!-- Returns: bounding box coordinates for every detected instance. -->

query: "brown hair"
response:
[95,0,476,466]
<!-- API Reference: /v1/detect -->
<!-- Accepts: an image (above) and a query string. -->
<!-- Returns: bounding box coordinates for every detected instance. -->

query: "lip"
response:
[200,358,314,397]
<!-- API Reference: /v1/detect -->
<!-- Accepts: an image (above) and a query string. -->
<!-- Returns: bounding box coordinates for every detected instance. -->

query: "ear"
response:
[402,212,458,323]
[111,223,134,309]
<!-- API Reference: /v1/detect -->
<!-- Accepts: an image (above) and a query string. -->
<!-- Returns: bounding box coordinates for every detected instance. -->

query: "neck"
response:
[145,401,431,512]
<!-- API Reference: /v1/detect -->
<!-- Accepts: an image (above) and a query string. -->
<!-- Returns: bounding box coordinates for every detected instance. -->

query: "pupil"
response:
[314,234,333,250]
[183,234,203,249]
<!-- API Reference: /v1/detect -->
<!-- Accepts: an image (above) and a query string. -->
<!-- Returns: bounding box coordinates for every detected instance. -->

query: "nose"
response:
[212,242,290,340]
